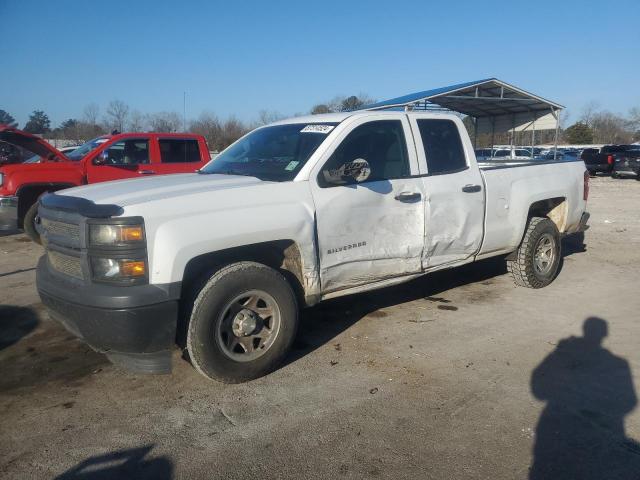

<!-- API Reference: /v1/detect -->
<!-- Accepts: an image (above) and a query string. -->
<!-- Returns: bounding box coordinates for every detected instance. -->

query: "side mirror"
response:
[323,158,371,185]
[94,151,109,165]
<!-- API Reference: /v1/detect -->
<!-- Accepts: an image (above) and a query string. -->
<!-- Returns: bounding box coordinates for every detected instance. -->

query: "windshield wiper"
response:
[202,169,259,178]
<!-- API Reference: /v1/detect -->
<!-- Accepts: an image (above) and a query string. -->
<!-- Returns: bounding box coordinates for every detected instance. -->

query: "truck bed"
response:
[478,157,582,170]
[477,158,586,257]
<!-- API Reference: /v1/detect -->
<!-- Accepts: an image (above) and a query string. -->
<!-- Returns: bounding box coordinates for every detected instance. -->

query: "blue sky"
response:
[2,0,639,128]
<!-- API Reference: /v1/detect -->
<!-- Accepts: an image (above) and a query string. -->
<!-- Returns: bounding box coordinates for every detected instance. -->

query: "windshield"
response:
[66,137,109,161]
[201,123,338,181]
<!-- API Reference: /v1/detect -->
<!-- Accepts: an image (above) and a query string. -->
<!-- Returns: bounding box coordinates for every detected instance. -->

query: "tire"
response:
[23,202,42,244]
[507,217,561,289]
[186,261,298,383]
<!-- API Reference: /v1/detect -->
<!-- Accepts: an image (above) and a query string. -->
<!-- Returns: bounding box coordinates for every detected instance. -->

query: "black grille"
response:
[41,218,81,242]
[47,250,83,280]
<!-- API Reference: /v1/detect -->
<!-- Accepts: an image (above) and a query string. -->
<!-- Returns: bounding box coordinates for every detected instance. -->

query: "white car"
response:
[36,111,590,382]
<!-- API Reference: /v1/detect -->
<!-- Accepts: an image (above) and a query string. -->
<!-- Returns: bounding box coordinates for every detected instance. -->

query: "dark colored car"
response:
[612,146,640,179]
[581,145,634,176]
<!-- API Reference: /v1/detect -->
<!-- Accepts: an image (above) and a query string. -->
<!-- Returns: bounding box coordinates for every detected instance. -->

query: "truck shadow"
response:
[0,305,40,351]
[287,256,507,365]
[562,232,587,257]
[53,444,173,480]
[529,317,640,478]
[288,237,587,366]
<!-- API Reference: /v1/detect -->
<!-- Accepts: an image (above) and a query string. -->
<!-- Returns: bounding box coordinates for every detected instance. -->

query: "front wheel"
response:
[507,217,561,288]
[186,261,298,383]
[23,202,42,244]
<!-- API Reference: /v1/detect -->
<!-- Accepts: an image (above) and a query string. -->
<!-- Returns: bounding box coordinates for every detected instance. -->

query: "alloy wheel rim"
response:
[533,233,556,275]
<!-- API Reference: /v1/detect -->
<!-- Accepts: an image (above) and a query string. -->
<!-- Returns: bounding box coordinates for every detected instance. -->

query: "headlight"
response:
[89,223,145,246]
[87,218,147,284]
[90,257,147,283]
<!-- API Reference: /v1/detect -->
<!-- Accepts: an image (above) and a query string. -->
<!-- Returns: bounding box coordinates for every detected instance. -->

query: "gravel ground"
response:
[1,176,639,479]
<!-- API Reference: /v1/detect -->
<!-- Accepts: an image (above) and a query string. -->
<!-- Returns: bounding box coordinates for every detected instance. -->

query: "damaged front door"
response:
[310,115,425,294]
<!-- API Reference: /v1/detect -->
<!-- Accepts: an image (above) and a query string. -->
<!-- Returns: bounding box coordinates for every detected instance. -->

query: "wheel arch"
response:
[176,240,308,349]
[528,197,568,233]
[181,240,308,303]
[16,183,75,224]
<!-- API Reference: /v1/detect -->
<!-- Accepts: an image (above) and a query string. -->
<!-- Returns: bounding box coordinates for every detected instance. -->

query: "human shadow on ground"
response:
[529,317,640,479]
[0,304,39,351]
[54,445,173,480]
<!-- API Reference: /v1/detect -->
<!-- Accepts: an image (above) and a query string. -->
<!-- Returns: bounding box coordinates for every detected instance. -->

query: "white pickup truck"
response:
[36,111,590,383]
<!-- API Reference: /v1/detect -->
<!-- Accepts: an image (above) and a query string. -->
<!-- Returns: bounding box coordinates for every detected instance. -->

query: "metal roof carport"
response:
[363,78,564,156]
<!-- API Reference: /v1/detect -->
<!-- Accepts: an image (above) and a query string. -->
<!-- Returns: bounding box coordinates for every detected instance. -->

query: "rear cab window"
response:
[159,138,201,163]
[416,119,467,174]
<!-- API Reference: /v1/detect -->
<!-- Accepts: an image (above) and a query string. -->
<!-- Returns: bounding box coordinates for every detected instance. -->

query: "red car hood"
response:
[0,125,69,162]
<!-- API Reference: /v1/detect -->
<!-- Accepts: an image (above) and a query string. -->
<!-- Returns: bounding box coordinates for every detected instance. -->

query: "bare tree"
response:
[256,109,284,126]
[579,101,600,127]
[189,112,222,150]
[128,110,146,132]
[628,107,640,140]
[591,111,631,144]
[310,104,331,115]
[218,117,249,151]
[311,93,375,113]
[83,103,100,126]
[147,111,182,132]
[105,100,130,132]
[559,110,571,129]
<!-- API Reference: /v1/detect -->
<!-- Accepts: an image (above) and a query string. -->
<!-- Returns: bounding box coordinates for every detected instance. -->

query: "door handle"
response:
[462,184,482,193]
[139,170,155,175]
[394,192,422,202]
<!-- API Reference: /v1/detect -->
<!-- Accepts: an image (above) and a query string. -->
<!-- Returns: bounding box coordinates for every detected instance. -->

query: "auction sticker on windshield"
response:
[301,125,335,134]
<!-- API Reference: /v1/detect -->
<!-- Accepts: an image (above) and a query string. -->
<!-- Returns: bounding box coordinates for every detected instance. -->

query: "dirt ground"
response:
[1,176,639,479]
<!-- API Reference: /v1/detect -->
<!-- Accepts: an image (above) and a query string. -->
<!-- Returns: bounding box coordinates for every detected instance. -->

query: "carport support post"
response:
[473,117,478,150]
[531,114,536,156]
[490,118,495,156]
[551,108,560,160]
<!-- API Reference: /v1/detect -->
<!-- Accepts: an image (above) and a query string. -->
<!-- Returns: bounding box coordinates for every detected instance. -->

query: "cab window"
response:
[417,119,467,174]
[159,139,201,163]
[319,120,409,187]
[101,139,149,165]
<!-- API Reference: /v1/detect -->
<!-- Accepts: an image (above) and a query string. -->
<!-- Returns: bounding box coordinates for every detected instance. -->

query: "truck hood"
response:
[0,125,69,162]
[59,173,268,207]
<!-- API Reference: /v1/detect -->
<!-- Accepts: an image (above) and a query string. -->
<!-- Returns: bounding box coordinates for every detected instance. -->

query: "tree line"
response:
[2,95,638,154]
[0,94,375,153]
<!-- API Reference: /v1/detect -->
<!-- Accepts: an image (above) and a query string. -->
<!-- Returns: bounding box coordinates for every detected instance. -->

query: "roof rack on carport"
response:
[360,78,564,157]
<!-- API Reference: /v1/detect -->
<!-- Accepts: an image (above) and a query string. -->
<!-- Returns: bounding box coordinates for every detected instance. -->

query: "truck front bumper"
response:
[36,255,180,374]
[0,196,18,230]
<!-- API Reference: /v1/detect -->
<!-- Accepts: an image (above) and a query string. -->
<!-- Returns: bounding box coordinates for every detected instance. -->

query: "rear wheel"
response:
[186,261,298,383]
[23,202,41,244]
[507,217,561,288]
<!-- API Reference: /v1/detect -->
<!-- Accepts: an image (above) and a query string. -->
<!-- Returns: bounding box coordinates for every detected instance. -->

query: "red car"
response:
[0,126,211,242]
